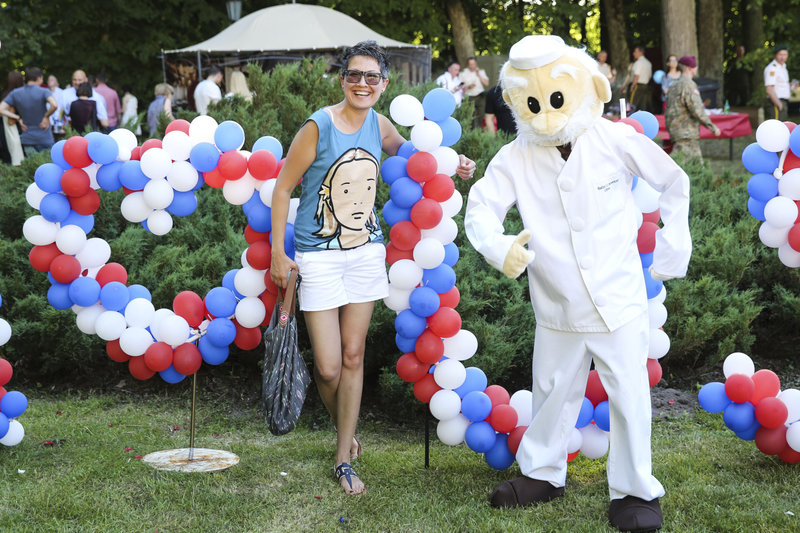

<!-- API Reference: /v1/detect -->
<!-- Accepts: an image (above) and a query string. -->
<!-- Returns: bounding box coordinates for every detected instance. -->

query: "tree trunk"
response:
[743,0,764,105]
[445,0,475,67]
[601,0,629,79]
[661,0,698,59]
[697,0,724,106]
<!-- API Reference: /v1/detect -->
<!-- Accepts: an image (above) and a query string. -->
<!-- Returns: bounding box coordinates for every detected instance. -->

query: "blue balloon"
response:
[741,143,779,174]
[437,116,462,147]
[127,284,152,302]
[192,172,205,191]
[159,365,187,384]
[198,336,229,365]
[723,401,755,432]
[443,243,460,267]
[0,391,27,418]
[747,173,779,203]
[390,177,423,208]
[40,193,71,222]
[283,223,296,260]
[382,200,412,226]
[100,281,130,312]
[395,309,428,338]
[222,269,245,299]
[118,160,149,190]
[395,333,418,353]
[485,433,516,470]
[380,155,409,185]
[652,70,665,84]
[96,161,123,191]
[214,120,245,152]
[50,140,71,170]
[241,191,262,217]
[246,203,272,233]
[397,140,419,160]
[642,266,663,299]
[422,264,456,294]
[88,134,119,165]
[630,111,659,140]
[462,390,492,422]
[206,317,237,347]
[697,382,731,413]
[252,136,283,161]
[454,367,488,398]
[789,124,800,156]
[465,420,496,453]
[631,175,639,190]
[189,142,221,173]
[167,190,198,217]
[593,400,610,431]
[575,397,594,428]
[639,251,654,269]
[68,277,101,307]
[62,211,94,233]
[747,197,767,221]
[0,413,8,439]
[409,286,441,318]
[47,283,73,309]
[205,287,238,318]
[422,88,457,122]
[735,420,761,441]
[34,163,65,193]
[84,131,104,143]
[0,292,3,309]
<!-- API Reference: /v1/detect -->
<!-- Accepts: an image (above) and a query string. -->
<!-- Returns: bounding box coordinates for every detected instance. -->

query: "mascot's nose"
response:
[532,112,568,135]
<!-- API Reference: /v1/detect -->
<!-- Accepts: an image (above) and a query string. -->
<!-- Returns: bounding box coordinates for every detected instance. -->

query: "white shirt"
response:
[764,59,791,99]
[630,56,652,85]
[464,118,691,333]
[459,68,488,97]
[61,86,108,121]
[436,72,463,105]
[194,79,222,115]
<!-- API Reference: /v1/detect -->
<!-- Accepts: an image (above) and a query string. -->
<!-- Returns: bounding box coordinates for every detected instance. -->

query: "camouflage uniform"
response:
[665,75,715,161]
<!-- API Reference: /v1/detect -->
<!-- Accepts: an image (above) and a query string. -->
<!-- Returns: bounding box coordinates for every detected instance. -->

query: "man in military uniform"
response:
[665,56,721,161]
[764,45,790,121]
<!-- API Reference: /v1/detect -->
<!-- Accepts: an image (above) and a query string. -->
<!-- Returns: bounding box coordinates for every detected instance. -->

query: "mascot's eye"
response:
[550,92,564,109]
[527,97,540,114]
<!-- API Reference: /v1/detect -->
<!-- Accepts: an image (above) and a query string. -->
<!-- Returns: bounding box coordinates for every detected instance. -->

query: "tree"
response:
[445,0,475,66]
[661,0,698,59]
[697,0,725,104]
[602,0,631,79]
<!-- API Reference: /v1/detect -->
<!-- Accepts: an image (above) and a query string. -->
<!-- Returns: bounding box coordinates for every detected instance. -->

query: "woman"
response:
[661,55,681,111]
[1,71,24,165]
[146,83,174,136]
[120,85,142,135]
[225,70,252,102]
[69,82,102,133]
[270,41,475,496]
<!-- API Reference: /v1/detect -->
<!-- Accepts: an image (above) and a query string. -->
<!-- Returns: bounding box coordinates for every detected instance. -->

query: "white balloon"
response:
[647,301,668,329]
[22,215,59,245]
[119,326,154,356]
[166,160,200,192]
[143,178,175,210]
[234,266,267,297]
[75,304,105,335]
[84,163,100,190]
[116,145,132,162]
[124,298,155,328]
[421,216,458,244]
[149,308,175,342]
[75,238,111,269]
[235,297,266,328]
[55,225,87,255]
[120,191,152,223]
[413,238,446,269]
[25,182,48,209]
[240,247,250,269]
[0,318,11,346]
[109,128,138,153]
[0,419,25,446]
[390,94,425,127]
[429,389,463,421]
[433,358,467,390]
[778,242,800,268]
[159,314,191,347]
[580,424,609,459]
[442,329,478,361]
[430,146,460,177]
[652,285,667,304]
[288,197,300,225]
[95,311,128,341]
[759,222,790,248]
[146,210,173,236]
[787,422,800,452]
[440,189,463,218]
[722,352,755,378]
[567,427,583,454]
[162,130,193,161]
[223,175,256,205]
[436,413,470,445]
[259,179,277,207]
[189,115,218,145]
[778,168,800,200]
[410,120,443,152]
[635,209,644,229]
[778,389,800,425]
[632,179,660,213]
[509,390,533,427]
[383,286,412,312]
[756,119,791,152]
[764,196,798,228]
[648,328,670,359]
[388,259,423,290]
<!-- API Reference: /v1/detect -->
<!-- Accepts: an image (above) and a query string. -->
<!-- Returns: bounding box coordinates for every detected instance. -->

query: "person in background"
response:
[665,56,721,162]
[436,60,464,106]
[62,70,108,127]
[0,66,58,155]
[194,65,223,115]
[484,84,517,137]
[0,71,25,165]
[764,45,790,121]
[94,73,121,130]
[147,83,174,136]
[597,50,616,86]
[47,74,65,137]
[661,55,681,112]
[459,57,489,129]
[225,70,252,102]
[69,82,105,133]
[622,46,653,112]
[120,84,141,135]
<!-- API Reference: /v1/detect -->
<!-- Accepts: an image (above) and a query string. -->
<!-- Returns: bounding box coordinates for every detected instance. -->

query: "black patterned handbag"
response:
[261,269,311,436]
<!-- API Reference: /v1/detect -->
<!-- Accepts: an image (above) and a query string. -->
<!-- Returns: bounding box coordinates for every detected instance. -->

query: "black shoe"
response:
[608,496,662,532]
[489,476,565,509]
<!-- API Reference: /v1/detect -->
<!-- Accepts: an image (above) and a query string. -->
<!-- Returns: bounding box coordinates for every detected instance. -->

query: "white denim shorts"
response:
[294,242,389,312]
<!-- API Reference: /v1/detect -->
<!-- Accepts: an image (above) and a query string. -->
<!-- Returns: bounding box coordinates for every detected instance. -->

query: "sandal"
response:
[351,437,362,460]
[334,462,364,495]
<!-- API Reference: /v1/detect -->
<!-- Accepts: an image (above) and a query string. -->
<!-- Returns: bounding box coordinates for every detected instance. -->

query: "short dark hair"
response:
[76,81,93,98]
[207,65,222,78]
[96,72,107,83]
[634,46,646,54]
[339,41,390,77]
[25,67,43,82]
[447,60,460,69]
[122,84,133,93]
[467,56,477,63]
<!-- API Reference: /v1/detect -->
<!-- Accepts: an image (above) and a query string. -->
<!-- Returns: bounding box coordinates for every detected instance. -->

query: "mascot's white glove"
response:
[502,230,535,279]
[649,265,675,282]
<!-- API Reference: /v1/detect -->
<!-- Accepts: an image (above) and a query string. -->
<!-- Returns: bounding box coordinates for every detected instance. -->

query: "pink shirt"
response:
[94,83,121,127]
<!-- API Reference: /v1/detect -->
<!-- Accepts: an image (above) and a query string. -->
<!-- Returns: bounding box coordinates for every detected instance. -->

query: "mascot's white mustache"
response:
[515,92,599,147]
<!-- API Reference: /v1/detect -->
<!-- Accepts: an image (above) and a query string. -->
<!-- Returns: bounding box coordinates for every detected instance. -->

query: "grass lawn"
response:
[0,382,798,533]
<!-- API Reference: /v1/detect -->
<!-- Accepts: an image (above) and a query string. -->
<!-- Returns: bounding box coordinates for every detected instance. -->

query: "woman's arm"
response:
[378,113,406,156]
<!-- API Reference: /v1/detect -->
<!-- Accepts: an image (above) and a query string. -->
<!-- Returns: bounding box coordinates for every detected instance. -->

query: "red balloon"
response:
[423,174,455,202]
[29,243,61,272]
[406,151,438,183]
[259,291,278,325]
[618,117,644,134]
[233,322,261,350]
[244,225,270,244]
[128,356,156,380]
[63,136,92,168]
[218,150,247,180]
[567,451,580,462]
[439,286,460,309]
[389,221,421,251]
[165,119,191,135]
[637,221,659,254]
[778,444,800,464]
[0,387,7,401]
[173,342,203,375]
[427,307,461,338]
[61,168,91,197]
[785,149,800,171]
[264,271,279,295]
[755,425,788,456]
[396,352,429,383]
[489,404,518,433]
[508,425,527,455]
[724,373,755,403]
[785,121,797,133]
[386,242,414,264]
[203,167,226,188]
[414,330,444,364]
[246,241,272,270]
[410,198,443,230]
[752,369,781,405]
[144,341,174,372]
[647,358,662,387]
[585,369,608,406]
[272,158,286,180]
[96,263,128,287]
[129,146,141,161]
[69,188,101,215]
[0,358,13,386]
[755,396,789,428]
[173,291,204,327]
[484,385,510,408]
[248,151,278,180]
[140,138,163,154]
[641,209,661,225]
[50,254,81,283]
[412,373,440,403]
[106,339,131,363]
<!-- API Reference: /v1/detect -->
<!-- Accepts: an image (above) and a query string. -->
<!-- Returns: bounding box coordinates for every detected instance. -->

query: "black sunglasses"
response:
[342,69,385,85]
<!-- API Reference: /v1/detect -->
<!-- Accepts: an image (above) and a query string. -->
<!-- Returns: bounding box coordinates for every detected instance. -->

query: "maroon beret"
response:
[678,56,697,68]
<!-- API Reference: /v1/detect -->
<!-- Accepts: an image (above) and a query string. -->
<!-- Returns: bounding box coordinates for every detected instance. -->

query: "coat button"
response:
[571,217,585,231]
[594,295,607,307]
[559,179,574,192]
[580,256,594,270]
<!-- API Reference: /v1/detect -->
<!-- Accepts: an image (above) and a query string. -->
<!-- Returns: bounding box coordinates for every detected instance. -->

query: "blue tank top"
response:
[294,107,384,252]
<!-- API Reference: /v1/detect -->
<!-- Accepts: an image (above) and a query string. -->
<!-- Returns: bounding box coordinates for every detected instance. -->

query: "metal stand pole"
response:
[189,371,197,461]
[424,412,430,469]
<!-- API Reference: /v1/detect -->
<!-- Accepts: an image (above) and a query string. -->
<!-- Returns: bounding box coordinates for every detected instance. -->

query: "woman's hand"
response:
[455,154,476,180]
[270,252,299,290]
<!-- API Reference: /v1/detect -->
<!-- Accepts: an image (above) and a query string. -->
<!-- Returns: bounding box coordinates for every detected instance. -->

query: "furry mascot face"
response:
[501,35,612,147]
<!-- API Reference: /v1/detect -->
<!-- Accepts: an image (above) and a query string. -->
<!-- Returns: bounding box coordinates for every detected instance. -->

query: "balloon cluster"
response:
[741,119,800,269]
[23,118,293,383]
[0,292,27,446]
[698,352,800,463]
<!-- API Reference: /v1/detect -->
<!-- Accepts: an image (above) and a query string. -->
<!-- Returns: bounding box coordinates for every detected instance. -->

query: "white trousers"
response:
[515,312,665,501]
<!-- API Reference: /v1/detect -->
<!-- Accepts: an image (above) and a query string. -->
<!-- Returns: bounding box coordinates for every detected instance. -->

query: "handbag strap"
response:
[278,269,300,326]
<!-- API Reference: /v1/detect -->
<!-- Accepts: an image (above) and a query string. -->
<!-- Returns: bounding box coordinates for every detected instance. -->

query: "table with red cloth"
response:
[656,113,753,159]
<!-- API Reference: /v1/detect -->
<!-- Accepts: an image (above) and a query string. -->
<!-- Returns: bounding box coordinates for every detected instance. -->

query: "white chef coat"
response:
[464,117,691,333]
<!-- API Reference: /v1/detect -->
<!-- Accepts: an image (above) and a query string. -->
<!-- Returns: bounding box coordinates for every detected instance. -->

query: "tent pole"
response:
[161,52,167,84]
[197,51,203,80]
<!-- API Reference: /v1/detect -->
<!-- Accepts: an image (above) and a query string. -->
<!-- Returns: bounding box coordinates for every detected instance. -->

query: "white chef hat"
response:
[508,35,567,70]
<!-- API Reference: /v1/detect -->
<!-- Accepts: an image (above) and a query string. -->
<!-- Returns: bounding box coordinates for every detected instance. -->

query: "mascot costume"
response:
[464,35,692,532]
